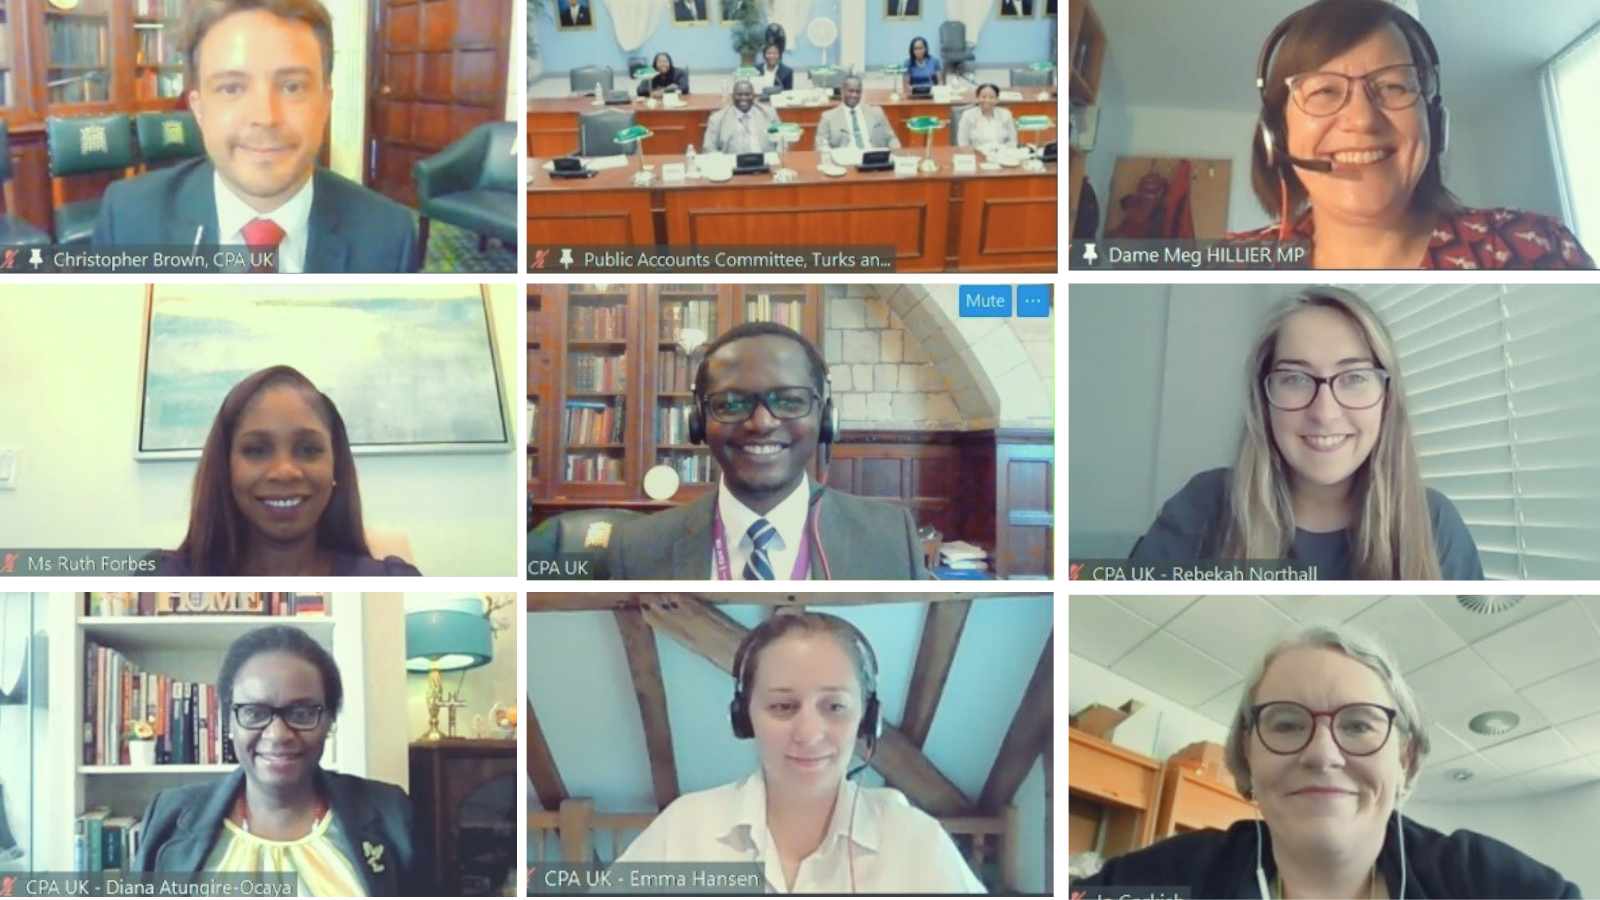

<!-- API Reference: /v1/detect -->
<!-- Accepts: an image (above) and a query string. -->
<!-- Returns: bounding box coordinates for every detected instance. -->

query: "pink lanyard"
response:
[713,503,811,580]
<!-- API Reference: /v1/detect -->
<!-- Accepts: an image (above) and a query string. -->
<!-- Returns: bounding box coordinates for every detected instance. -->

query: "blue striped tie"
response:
[743,518,777,580]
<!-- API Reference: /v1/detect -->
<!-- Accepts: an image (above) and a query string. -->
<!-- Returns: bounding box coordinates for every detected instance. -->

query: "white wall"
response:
[1067,652,1231,764]
[1407,780,1600,896]
[1090,106,1268,235]
[1068,284,1297,558]
[0,286,519,576]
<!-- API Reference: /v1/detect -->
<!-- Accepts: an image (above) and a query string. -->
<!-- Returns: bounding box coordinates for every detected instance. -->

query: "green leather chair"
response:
[135,111,205,169]
[46,113,137,244]
[0,122,52,248]
[412,121,517,259]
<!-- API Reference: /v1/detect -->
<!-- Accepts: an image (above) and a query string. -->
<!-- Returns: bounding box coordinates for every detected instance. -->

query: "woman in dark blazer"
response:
[637,52,690,96]
[758,44,793,91]
[132,626,432,896]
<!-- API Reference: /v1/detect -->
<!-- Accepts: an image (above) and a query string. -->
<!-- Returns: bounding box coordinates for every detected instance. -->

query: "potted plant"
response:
[725,0,771,67]
[126,719,157,767]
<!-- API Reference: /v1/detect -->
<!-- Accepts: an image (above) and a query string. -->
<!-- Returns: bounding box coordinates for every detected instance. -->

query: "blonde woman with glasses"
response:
[1130,287,1481,579]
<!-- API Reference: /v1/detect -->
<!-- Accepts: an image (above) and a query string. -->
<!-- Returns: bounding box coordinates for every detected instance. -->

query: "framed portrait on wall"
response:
[555,0,594,29]
[886,0,921,18]
[1046,0,1057,16]
[673,0,710,25]
[998,0,1034,17]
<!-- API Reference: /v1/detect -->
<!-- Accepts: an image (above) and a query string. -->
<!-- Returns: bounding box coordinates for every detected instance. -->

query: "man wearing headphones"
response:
[605,322,929,580]
[612,611,983,893]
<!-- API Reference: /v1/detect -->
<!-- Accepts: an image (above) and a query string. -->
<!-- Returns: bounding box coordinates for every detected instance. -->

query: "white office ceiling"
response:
[1069,595,1600,803]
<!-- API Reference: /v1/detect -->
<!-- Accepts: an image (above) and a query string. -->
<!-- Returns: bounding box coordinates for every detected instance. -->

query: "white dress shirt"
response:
[705,103,782,154]
[614,771,986,894]
[213,171,314,274]
[713,475,811,580]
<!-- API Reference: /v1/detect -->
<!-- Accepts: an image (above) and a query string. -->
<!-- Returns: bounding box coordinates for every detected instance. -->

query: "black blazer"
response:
[132,767,434,896]
[637,68,690,96]
[759,62,794,91]
[91,158,419,273]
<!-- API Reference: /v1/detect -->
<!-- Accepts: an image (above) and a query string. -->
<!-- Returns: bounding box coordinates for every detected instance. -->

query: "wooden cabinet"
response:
[409,739,518,896]
[1154,764,1254,839]
[526,285,822,526]
[1067,727,1161,860]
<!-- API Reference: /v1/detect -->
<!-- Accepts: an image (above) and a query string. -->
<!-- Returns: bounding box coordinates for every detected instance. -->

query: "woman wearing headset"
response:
[614,612,983,893]
[1072,623,1577,898]
[1130,287,1482,579]
[1229,0,1591,269]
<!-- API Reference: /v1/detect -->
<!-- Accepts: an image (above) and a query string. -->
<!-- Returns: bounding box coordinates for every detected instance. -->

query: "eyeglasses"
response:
[703,387,819,424]
[1252,701,1398,756]
[232,703,326,731]
[1286,64,1429,117]
[1264,368,1389,411]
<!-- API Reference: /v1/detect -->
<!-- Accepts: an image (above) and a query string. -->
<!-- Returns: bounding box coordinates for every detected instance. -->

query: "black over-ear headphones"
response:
[688,340,837,446]
[730,613,881,744]
[1254,3,1448,172]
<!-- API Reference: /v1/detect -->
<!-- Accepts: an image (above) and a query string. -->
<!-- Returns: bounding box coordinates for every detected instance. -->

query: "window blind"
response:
[1541,20,1600,248]
[1360,284,1600,580]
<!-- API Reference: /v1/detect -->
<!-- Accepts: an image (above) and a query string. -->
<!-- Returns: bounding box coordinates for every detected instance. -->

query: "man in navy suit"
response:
[93,0,416,273]
[558,0,591,27]
[673,0,708,23]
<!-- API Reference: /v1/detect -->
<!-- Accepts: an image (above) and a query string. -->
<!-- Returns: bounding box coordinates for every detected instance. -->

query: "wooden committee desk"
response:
[527,88,1058,157]
[526,147,1057,273]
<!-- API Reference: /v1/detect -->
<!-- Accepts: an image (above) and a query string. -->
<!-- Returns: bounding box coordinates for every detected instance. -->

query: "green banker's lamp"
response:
[405,597,493,741]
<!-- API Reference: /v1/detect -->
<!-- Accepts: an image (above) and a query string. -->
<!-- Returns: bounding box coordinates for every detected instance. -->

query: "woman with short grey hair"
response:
[1073,623,1578,898]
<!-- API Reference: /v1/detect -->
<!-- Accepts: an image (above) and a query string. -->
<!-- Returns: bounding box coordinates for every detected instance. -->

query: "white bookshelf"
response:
[42,593,378,870]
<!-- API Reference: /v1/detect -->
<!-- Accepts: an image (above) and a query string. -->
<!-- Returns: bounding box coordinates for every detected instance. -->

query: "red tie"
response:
[241,217,285,273]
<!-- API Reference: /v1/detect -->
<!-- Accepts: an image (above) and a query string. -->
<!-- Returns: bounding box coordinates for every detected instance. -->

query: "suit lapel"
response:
[174,160,222,247]
[157,768,242,871]
[670,493,717,579]
[319,770,393,896]
[303,169,351,273]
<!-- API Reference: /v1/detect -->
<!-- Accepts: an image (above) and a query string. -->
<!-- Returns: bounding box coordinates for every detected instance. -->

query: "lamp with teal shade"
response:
[405,598,493,741]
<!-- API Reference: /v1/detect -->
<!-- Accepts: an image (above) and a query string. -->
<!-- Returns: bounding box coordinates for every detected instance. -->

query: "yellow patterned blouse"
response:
[202,812,369,897]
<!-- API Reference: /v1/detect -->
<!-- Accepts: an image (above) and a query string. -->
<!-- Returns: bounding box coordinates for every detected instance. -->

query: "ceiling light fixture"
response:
[1468,710,1521,736]
[1457,596,1523,615]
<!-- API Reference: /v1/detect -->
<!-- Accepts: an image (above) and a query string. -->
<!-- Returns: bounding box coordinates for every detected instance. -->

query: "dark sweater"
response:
[1129,468,1484,579]
[1073,815,1579,899]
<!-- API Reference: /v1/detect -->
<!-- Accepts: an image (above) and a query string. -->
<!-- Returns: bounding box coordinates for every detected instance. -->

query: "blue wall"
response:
[535,1,1057,80]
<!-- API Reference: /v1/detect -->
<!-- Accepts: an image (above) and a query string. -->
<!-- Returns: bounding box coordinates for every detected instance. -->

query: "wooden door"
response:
[366,0,509,208]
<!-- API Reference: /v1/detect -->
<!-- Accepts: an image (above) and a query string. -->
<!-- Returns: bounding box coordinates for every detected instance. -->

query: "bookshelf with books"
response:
[527,285,821,527]
[40,592,371,871]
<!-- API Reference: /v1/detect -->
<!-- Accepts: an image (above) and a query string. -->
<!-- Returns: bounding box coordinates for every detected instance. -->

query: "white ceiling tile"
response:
[1103,595,1203,626]
[1421,722,1477,766]
[1447,776,1535,804]
[1067,596,1162,667]
[1523,658,1600,725]
[1578,597,1600,631]
[1262,595,1382,622]
[1406,647,1517,724]
[1473,600,1600,689]
[1517,757,1600,794]
[1555,710,1600,755]
[1112,631,1245,708]
[1429,595,1566,644]
[1164,595,1296,674]
[1346,595,1466,673]
[1196,685,1247,726]
[1411,754,1507,801]
[1478,728,1583,775]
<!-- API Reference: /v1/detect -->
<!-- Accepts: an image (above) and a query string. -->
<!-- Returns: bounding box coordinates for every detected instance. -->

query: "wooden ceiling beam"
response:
[613,607,681,811]
[900,599,971,748]
[979,633,1053,814]
[638,594,976,817]
[525,698,568,812]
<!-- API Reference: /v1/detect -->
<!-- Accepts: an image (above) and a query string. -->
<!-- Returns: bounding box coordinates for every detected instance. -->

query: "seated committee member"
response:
[152,365,422,577]
[705,80,784,153]
[957,83,1017,150]
[1229,0,1592,269]
[903,36,942,90]
[637,51,690,97]
[91,0,418,274]
[1129,288,1481,580]
[133,626,433,896]
[1075,623,1579,898]
[815,77,902,150]
[615,612,983,894]
[605,323,928,580]
[758,43,794,91]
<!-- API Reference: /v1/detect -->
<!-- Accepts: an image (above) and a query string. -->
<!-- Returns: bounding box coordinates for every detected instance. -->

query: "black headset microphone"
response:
[1254,5,1447,240]
[689,368,839,580]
